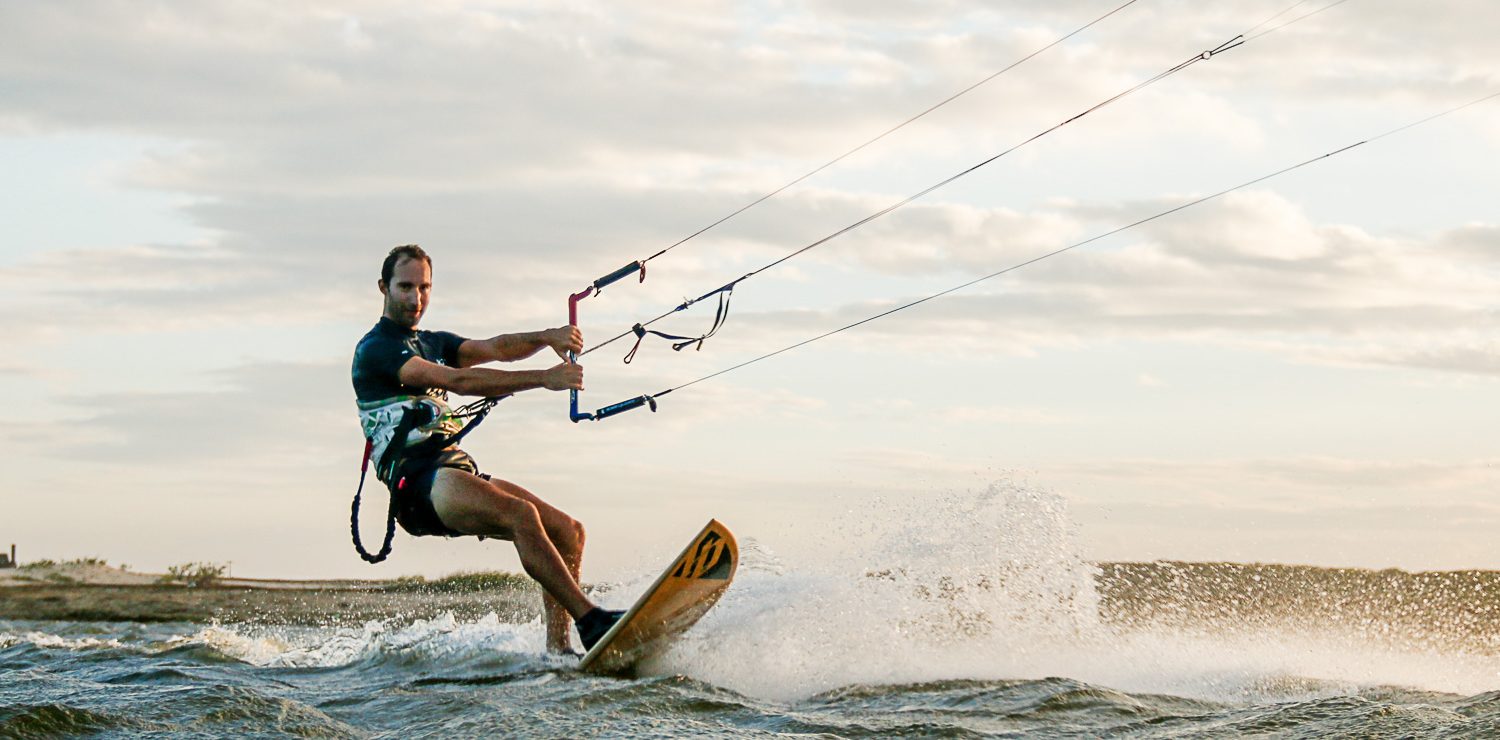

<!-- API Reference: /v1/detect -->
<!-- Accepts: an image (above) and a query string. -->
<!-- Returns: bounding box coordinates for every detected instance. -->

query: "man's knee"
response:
[559,517,585,554]
[496,493,541,525]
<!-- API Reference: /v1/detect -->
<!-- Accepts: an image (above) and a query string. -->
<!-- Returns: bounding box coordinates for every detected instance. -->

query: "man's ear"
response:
[377,279,388,296]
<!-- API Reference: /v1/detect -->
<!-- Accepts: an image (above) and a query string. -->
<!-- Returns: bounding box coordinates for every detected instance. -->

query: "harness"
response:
[350,395,504,563]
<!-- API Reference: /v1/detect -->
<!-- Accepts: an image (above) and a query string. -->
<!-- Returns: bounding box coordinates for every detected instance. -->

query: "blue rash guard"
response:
[352,317,466,407]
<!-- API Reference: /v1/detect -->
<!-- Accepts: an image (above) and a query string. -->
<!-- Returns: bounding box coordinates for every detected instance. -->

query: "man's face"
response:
[381,257,432,329]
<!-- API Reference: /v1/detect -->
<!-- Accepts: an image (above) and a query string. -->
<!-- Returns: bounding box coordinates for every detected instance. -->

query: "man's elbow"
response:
[445,369,485,397]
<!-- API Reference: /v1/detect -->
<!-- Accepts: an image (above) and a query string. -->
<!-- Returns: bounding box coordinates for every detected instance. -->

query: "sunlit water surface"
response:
[4,485,1497,737]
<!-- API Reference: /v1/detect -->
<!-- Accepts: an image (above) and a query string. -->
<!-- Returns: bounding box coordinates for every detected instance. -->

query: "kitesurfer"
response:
[352,244,621,653]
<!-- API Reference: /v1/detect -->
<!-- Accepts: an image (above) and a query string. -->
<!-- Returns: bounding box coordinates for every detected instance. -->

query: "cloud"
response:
[1136,373,1165,387]
[1090,500,1500,535]
[3,240,365,342]
[15,0,1472,205]
[5,1,1491,175]
[936,404,1076,425]
[4,0,1491,352]
[1076,496,1500,569]
[43,361,355,468]
[7,1,1097,179]
[1307,339,1500,378]
[1433,223,1500,263]
[1056,455,1500,505]
[0,364,42,378]
[9,164,1491,385]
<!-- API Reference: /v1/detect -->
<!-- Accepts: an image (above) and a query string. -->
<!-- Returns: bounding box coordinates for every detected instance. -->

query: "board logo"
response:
[670,531,732,580]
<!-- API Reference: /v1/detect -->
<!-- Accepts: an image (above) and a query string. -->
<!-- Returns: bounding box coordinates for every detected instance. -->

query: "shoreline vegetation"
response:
[0,561,541,625]
[3,561,1498,653]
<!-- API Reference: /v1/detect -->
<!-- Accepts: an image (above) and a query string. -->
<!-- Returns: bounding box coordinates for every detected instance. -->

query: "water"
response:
[4,484,1498,738]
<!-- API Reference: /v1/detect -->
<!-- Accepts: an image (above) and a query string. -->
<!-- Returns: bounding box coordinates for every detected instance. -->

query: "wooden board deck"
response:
[579,519,738,675]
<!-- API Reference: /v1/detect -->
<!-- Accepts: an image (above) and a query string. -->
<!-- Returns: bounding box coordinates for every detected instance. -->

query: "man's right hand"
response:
[542,361,584,391]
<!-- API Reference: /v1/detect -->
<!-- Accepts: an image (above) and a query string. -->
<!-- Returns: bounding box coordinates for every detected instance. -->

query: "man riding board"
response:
[351,244,621,654]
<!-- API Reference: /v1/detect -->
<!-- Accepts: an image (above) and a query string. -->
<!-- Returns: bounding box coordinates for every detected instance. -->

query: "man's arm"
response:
[398,356,582,397]
[457,327,582,368]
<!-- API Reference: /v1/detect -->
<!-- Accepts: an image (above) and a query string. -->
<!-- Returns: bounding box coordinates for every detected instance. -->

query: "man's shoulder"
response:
[414,327,468,366]
[355,322,381,346]
[355,321,395,351]
[415,326,464,343]
[352,322,422,401]
[354,321,417,367]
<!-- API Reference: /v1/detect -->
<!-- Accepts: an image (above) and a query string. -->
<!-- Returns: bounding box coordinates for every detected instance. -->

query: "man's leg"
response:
[480,477,587,651]
[429,468,594,643]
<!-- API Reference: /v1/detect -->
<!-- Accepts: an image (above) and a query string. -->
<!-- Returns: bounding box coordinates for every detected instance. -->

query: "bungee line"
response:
[650,91,1500,400]
[579,0,1351,363]
[638,0,1145,267]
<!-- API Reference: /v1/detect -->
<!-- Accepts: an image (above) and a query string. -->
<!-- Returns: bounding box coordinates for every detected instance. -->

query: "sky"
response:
[2,0,1497,581]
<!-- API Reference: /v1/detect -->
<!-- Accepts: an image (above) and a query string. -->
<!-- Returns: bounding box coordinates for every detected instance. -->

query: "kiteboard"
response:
[578,519,738,675]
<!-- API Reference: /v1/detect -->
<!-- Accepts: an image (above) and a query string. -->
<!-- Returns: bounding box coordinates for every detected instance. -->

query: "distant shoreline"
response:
[0,561,376,590]
[0,582,541,625]
[0,563,543,625]
[3,562,1497,653]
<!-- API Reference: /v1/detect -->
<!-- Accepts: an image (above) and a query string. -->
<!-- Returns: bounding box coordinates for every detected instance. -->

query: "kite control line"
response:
[566,260,664,421]
[561,0,1366,422]
[580,0,1354,363]
[568,90,1500,421]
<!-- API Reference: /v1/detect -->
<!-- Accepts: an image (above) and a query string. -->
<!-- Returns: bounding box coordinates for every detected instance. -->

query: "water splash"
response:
[644,480,1500,703]
[172,612,548,668]
[0,631,128,652]
[650,482,1103,700]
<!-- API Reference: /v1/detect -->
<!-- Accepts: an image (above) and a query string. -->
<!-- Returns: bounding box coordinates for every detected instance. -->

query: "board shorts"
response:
[388,447,489,538]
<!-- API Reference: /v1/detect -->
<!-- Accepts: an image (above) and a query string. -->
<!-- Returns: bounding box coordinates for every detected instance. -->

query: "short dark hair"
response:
[381,244,431,284]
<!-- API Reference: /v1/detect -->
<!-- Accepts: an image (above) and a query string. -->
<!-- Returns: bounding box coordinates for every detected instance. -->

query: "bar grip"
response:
[568,287,595,422]
[593,394,658,420]
[593,261,645,291]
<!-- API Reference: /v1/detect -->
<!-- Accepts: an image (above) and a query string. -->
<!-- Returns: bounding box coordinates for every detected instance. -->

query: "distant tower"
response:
[0,544,13,569]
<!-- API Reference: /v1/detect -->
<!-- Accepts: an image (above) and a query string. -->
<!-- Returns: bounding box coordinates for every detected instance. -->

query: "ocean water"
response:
[4,485,1498,738]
